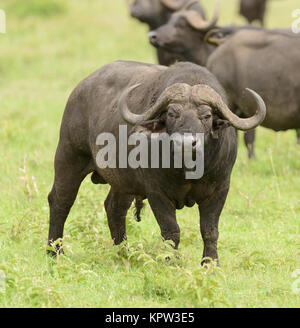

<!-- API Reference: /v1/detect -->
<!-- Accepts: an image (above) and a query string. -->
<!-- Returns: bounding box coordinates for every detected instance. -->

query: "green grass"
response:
[0,0,299,308]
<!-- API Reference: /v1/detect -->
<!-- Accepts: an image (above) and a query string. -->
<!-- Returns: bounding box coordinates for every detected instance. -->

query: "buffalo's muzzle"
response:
[148,31,159,47]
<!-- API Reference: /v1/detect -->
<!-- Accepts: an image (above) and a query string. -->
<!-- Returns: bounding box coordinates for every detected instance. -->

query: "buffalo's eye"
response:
[167,107,181,119]
[203,114,212,120]
[168,112,177,119]
[174,17,187,29]
[197,112,212,120]
[197,105,212,120]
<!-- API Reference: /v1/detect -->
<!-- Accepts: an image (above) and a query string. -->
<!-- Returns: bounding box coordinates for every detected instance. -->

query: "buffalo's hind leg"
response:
[244,129,256,159]
[104,189,134,245]
[296,129,300,145]
[48,145,93,256]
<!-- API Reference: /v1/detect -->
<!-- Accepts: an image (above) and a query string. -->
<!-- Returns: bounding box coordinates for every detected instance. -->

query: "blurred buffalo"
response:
[239,0,267,26]
[127,0,206,65]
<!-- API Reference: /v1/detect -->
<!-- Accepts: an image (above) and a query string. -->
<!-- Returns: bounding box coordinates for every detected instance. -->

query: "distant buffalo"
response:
[239,0,267,26]
[127,0,206,65]
[47,61,266,264]
[207,29,300,153]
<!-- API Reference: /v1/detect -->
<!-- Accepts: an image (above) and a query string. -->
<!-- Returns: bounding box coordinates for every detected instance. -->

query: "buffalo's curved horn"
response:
[225,88,266,131]
[184,1,219,31]
[161,0,186,11]
[192,85,266,131]
[118,83,191,125]
[118,84,144,125]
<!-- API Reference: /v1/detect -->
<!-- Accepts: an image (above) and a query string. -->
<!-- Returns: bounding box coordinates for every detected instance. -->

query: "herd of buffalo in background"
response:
[128,0,300,158]
[47,0,298,264]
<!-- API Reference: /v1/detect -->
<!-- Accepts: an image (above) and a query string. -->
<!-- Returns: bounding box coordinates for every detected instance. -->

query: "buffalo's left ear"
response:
[211,116,231,139]
[204,28,227,47]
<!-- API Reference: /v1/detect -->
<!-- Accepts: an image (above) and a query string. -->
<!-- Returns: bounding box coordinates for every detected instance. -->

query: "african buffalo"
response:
[149,4,300,157]
[239,0,267,26]
[127,0,206,65]
[207,29,300,149]
[147,3,261,67]
[148,3,221,67]
[47,61,266,264]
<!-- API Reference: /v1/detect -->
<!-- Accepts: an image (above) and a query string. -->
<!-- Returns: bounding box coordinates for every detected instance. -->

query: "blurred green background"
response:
[0,0,299,308]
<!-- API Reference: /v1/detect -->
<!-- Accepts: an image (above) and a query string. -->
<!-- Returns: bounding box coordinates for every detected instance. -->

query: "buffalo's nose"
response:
[148,31,158,45]
[186,135,200,153]
[187,136,198,152]
[192,139,197,151]
[172,134,200,154]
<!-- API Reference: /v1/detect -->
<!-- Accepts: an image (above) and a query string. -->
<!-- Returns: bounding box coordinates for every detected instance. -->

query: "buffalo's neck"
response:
[184,43,216,67]
[147,12,171,31]
[141,130,237,209]
[158,131,236,186]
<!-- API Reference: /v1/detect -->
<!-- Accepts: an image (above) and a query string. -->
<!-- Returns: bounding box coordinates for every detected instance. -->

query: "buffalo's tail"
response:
[134,197,145,222]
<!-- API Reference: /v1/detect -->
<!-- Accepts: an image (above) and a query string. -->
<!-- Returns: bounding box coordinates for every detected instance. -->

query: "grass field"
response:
[0,0,299,308]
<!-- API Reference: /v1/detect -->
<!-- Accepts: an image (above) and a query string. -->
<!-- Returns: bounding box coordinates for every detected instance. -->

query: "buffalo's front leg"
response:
[296,129,300,145]
[104,189,134,245]
[198,186,230,265]
[148,192,180,248]
[244,129,256,159]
